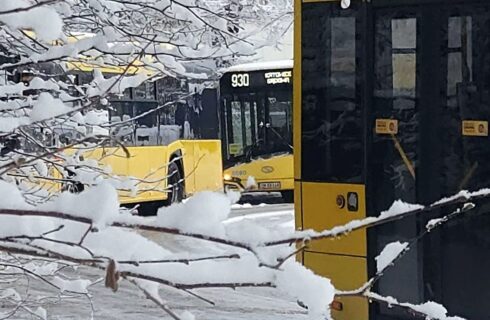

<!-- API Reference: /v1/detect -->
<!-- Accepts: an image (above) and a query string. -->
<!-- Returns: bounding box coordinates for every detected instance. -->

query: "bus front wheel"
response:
[165,161,184,205]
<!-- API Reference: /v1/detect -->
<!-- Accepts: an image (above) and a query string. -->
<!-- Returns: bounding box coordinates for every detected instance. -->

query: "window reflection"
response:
[301,4,363,183]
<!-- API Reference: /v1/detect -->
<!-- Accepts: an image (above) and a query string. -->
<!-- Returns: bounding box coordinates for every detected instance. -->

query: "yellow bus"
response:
[16,61,223,213]
[295,0,490,319]
[218,60,294,201]
[79,66,223,210]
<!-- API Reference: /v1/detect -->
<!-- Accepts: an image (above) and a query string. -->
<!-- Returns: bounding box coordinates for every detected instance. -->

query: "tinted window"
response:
[301,3,363,183]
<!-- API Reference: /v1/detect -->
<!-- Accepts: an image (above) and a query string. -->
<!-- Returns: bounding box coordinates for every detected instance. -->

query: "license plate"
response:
[258,182,281,190]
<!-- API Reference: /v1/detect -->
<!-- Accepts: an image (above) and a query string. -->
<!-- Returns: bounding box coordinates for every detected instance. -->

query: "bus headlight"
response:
[224,174,232,181]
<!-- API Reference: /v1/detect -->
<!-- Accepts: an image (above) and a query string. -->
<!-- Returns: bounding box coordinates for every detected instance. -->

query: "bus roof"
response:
[222,59,293,73]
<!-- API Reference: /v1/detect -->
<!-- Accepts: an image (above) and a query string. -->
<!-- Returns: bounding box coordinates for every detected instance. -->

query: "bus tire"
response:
[281,190,294,203]
[164,161,184,205]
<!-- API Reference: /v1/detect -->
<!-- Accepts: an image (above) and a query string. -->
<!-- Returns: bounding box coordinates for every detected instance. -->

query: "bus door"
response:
[433,7,490,319]
[222,94,262,162]
[370,5,490,319]
[370,9,423,318]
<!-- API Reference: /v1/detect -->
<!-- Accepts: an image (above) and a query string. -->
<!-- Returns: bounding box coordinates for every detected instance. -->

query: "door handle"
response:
[347,192,358,212]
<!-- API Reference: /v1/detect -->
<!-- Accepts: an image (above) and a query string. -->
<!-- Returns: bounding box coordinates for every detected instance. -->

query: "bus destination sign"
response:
[223,69,293,92]
[264,70,292,85]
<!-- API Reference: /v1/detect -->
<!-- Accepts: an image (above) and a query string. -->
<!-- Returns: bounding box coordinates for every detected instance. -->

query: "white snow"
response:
[226,190,242,204]
[381,200,424,218]
[246,176,257,189]
[39,182,120,228]
[224,210,291,225]
[0,288,21,301]
[87,70,149,97]
[222,60,293,73]
[366,292,465,320]
[180,310,196,320]
[275,261,335,319]
[33,307,47,320]
[52,276,91,294]
[375,241,409,273]
[231,202,253,209]
[156,191,233,237]
[0,1,63,42]
[294,200,425,241]
[426,218,444,230]
[24,261,59,276]
[0,180,32,210]
[0,116,30,133]
[0,77,59,97]
[30,92,71,122]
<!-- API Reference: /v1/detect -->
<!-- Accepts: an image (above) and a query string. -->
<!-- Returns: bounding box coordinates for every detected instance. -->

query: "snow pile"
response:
[231,202,253,209]
[226,189,242,204]
[275,261,335,318]
[0,180,32,210]
[246,176,257,189]
[156,191,232,237]
[84,109,108,125]
[0,0,63,41]
[0,181,50,238]
[30,92,71,122]
[225,211,294,245]
[40,182,120,228]
[380,200,424,219]
[0,77,59,97]
[85,226,172,261]
[226,218,278,245]
[0,116,30,133]
[375,241,409,273]
[426,218,444,230]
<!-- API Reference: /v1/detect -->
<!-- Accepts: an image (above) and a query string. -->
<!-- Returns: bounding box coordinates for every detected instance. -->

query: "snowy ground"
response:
[5,201,307,320]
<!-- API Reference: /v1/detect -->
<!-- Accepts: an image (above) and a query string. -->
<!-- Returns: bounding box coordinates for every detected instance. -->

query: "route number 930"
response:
[231,73,249,87]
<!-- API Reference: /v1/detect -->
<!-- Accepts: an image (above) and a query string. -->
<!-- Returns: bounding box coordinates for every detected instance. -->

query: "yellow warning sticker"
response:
[462,120,488,137]
[375,119,398,135]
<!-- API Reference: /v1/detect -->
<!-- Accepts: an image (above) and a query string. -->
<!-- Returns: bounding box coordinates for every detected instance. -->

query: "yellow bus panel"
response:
[179,140,224,194]
[301,182,367,257]
[80,140,223,204]
[304,251,368,320]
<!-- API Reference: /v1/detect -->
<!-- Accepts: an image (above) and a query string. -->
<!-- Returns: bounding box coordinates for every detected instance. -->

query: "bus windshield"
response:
[220,68,293,167]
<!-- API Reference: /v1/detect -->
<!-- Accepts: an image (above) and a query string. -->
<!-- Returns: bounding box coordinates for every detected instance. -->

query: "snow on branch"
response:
[263,189,489,247]
[0,182,487,319]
